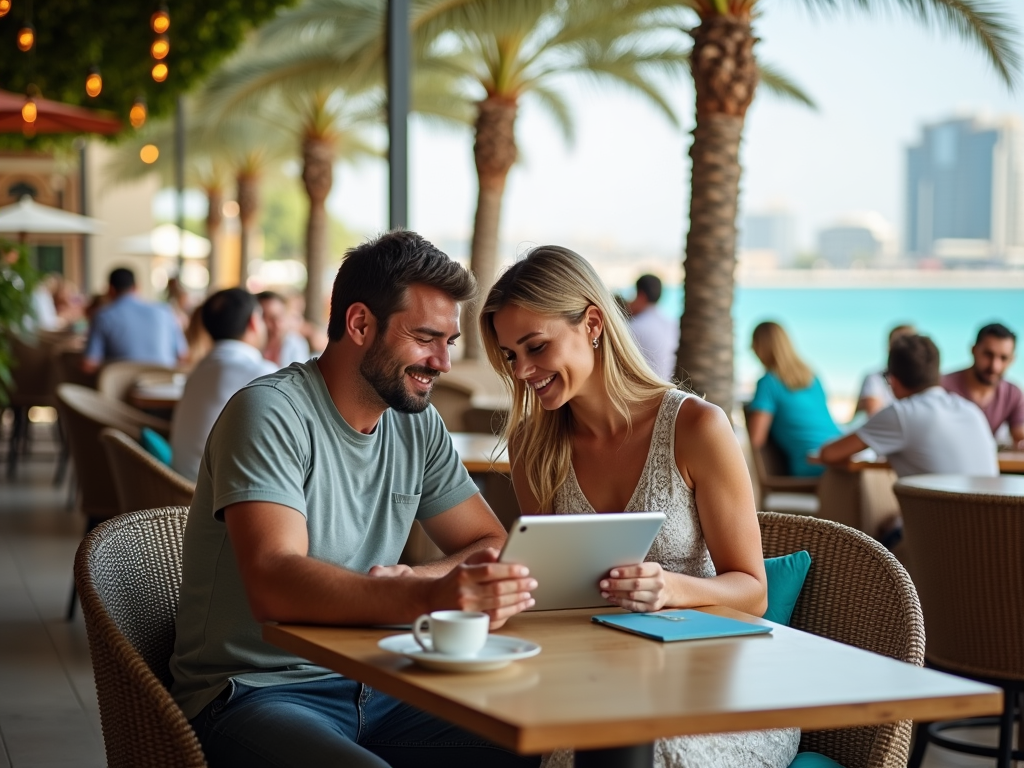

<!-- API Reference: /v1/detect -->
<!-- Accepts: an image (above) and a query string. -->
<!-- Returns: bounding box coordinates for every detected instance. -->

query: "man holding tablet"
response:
[169,231,538,768]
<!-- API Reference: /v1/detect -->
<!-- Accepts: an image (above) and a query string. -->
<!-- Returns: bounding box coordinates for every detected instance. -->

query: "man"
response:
[626,273,679,381]
[820,334,997,479]
[83,267,187,373]
[257,290,310,367]
[170,288,277,481]
[170,231,538,768]
[941,323,1024,446]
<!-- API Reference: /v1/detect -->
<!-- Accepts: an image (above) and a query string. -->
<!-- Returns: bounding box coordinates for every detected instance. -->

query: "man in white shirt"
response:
[627,274,679,381]
[171,288,277,480]
[821,334,997,479]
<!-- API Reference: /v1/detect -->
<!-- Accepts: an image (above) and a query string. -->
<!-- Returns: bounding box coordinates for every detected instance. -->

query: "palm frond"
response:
[756,61,816,108]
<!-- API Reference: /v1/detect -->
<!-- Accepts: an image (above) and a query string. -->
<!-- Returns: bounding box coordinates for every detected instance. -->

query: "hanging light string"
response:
[151,3,170,82]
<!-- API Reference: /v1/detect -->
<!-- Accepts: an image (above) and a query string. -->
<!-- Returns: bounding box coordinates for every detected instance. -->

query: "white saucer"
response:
[378,633,541,672]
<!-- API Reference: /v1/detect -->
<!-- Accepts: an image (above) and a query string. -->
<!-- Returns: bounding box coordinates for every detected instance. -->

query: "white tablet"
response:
[498,512,666,611]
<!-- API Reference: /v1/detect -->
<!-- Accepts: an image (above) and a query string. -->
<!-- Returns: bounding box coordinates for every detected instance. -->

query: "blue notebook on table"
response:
[592,609,772,642]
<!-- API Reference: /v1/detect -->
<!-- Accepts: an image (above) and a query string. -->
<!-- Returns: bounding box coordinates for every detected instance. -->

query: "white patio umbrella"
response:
[0,195,104,239]
[118,224,211,259]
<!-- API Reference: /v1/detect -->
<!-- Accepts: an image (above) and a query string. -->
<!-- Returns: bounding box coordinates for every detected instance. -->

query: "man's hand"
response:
[367,564,415,578]
[427,548,536,629]
[600,562,670,613]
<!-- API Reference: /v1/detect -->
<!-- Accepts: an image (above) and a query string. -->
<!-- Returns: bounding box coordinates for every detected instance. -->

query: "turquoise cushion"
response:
[788,752,845,767]
[762,550,812,626]
[139,426,172,465]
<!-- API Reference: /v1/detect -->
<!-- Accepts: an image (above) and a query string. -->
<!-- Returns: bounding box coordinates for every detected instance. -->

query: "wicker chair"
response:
[56,384,171,618]
[894,477,1024,768]
[97,361,179,403]
[100,428,195,515]
[74,505,207,768]
[758,511,925,768]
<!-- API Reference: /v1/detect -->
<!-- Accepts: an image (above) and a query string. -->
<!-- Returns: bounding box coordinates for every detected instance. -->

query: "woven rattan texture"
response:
[895,484,1024,681]
[758,511,925,768]
[74,506,207,768]
[100,428,195,515]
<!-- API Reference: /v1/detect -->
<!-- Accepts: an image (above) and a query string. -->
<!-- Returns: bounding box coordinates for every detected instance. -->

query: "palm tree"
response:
[663,0,1019,414]
[213,0,694,356]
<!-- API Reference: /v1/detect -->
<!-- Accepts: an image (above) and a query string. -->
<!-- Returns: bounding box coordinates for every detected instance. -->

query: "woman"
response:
[480,246,798,768]
[747,322,841,477]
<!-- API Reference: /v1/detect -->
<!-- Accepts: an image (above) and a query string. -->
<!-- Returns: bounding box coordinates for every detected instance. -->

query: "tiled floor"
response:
[0,418,1007,768]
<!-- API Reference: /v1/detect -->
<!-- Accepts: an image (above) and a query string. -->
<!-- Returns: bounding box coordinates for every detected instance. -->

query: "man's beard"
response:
[360,335,438,414]
[972,367,999,386]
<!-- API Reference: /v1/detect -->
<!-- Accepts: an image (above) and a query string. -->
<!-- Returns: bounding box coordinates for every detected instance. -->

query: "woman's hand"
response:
[600,562,670,613]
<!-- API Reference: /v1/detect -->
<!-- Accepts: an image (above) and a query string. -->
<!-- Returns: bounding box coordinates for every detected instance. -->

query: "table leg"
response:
[575,743,654,768]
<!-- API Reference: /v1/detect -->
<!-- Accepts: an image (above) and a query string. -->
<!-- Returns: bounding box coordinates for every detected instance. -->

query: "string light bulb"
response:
[130,97,147,129]
[140,144,160,164]
[17,23,34,51]
[151,35,169,60]
[151,62,168,83]
[0,1,12,19]
[85,67,103,98]
[151,5,169,34]
[21,96,36,124]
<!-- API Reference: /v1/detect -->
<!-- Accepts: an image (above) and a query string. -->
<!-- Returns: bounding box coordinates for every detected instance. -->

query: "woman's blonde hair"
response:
[480,246,673,512]
[751,321,813,391]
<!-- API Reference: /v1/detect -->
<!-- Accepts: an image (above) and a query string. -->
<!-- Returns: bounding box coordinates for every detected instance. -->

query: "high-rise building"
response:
[739,209,796,268]
[905,115,1024,264]
[818,212,895,268]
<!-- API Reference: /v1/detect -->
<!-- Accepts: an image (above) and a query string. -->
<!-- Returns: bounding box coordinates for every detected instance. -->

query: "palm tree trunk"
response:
[237,172,261,285]
[677,16,758,416]
[302,135,334,325]
[464,96,517,360]
[205,186,224,289]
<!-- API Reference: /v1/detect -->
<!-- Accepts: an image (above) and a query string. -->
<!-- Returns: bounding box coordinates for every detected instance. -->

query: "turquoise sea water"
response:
[654,286,1024,404]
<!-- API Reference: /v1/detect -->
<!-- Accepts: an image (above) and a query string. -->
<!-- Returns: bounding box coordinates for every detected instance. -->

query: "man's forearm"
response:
[408,532,506,578]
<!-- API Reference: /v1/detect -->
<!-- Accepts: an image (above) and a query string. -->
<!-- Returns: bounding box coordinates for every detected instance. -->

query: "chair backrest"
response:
[5,331,60,407]
[100,428,195,515]
[56,384,171,521]
[758,511,925,768]
[98,362,178,403]
[73,505,207,768]
[894,481,1024,682]
[429,379,475,432]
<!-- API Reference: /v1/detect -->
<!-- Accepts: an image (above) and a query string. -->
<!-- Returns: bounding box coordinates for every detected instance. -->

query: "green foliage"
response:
[0,0,296,150]
[0,241,41,404]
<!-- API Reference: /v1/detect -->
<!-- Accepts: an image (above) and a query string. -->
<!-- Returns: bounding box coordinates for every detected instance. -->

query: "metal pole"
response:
[78,141,90,292]
[175,95,186,275]
[386,0,409,229]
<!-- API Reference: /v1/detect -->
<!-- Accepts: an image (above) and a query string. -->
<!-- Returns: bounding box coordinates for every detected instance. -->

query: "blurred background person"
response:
[626,273,679,381]
[257,290,310,367]
[165,276,194,333]
[171,288,276,480]
[183,303,214,368]
[285,293,328,355]
[82,267,188,374]
[855,324,916,418]
[746,321,841,477]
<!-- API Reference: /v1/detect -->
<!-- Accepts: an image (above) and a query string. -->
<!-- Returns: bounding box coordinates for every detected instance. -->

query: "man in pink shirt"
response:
[941,323,1024,447]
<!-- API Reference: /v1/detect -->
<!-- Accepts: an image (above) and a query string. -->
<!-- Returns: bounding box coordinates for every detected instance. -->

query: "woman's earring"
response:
[592,337,600,349]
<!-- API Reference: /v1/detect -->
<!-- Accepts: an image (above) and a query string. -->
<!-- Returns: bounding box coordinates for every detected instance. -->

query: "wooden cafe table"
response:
[264,606,1000,767]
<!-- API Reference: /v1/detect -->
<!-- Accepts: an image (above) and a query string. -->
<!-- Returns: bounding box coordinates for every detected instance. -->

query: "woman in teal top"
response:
[746,322,841,477]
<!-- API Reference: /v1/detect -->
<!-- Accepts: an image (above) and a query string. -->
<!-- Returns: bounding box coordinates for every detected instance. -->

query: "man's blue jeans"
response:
[190,676,541,768]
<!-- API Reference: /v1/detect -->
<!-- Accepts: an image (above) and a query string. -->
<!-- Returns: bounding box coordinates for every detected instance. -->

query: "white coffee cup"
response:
[413,610,489,657]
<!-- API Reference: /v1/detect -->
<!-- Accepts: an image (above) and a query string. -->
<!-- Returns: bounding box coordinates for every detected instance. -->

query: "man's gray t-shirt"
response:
[169,360,479,719]
[855,386,998,478]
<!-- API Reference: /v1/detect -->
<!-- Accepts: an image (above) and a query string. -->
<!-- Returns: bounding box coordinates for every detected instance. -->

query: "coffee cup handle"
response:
[412,614,433,652]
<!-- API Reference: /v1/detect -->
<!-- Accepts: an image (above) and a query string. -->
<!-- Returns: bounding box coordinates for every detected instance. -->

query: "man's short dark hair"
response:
[256,290,286,305]
[326,230,477,342]
[888,334,940,391]
[635,274,662,304]
[201,288,258,342]
[109,267,136,294]
[976,322,1016,346]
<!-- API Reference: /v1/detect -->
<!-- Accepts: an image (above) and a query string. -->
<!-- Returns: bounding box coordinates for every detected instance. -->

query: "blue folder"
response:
[591,609,773,642]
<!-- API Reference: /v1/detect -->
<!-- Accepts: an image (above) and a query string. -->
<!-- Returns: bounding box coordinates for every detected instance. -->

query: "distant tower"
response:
[740,208,796,267]
[906,115,1024,265]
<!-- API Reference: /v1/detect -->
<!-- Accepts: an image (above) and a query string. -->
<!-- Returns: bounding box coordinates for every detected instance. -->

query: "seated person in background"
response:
[257,290,310,367]
[170,288,277,481]
[170,231,537,768]
[856,324,916,417]
[480,246,797,768]
[83,267,188,374]
[746,321,841,477]
[286,292,330,355]
[820,334,997,478]
[941,322,1024,447]
[626,273,679,381]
